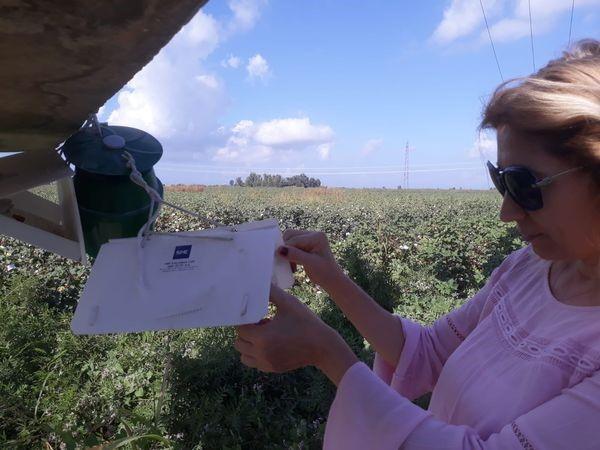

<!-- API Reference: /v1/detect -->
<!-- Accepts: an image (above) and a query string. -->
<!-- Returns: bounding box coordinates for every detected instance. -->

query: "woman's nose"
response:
[499,193,527,223]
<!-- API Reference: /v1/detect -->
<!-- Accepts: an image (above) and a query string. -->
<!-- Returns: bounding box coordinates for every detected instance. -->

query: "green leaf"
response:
[101,434,173,449]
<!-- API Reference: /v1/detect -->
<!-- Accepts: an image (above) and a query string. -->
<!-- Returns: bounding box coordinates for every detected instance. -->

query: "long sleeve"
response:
[374,249,525,400]
[324,361,600,450]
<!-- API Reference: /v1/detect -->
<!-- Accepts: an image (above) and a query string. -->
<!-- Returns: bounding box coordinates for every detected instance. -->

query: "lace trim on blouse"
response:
[511,422,535,450]
[446,316,465,341]
[490,281,600,380]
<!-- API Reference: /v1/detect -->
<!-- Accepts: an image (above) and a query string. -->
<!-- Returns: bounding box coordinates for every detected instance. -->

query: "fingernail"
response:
[279,246,289,256]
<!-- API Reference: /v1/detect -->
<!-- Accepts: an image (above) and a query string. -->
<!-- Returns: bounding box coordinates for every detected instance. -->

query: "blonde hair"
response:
[481,39,600,185]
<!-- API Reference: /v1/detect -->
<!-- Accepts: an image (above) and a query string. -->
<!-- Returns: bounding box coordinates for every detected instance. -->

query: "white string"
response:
[121,151,227,246]
[122,151,234,291]
[81,113,103,137]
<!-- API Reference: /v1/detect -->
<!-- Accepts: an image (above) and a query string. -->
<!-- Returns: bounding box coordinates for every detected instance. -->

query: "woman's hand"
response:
[280,231,405,369]
[278,230,345,291]
[234,285,358,385]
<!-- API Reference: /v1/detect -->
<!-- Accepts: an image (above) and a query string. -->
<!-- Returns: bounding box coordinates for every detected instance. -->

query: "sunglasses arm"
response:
[532,166,584,188]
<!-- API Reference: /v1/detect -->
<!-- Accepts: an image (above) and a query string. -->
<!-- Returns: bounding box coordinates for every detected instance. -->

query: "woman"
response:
[234,40,600,449]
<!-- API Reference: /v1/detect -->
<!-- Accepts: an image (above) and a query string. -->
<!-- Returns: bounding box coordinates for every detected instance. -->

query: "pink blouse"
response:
[324,245,600,449]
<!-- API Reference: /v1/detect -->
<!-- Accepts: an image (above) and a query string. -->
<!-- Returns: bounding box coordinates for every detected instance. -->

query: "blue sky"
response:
[99,0,599,188]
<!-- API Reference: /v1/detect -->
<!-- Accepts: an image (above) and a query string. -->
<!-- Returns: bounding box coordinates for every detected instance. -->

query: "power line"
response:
[159,161,482,171]
[528,0,536,72]
[478,0,504,81]
[158,166,483,176]
[568,0,575,47]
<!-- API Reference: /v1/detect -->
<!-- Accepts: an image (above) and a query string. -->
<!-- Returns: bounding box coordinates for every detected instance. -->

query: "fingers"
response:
[240,354,258,369]
[234,330,262,369]
[235,328,272,371]
[235,317,272,341]
[283,229,310,241]
[284,233,320,252]
[268,284,296,309]
[233,336,254,355]
[236,323,263,341]
[280,230,312,272]
[277,244,317,267]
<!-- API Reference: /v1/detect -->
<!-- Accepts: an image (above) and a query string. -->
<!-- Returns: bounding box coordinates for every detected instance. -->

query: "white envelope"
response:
[71,219,293,335]
[234,219,294,290]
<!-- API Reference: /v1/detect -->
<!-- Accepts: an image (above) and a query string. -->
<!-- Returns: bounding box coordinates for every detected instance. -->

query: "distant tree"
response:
[285,173,310,187]
[263,173,274,187]
[299,173,310,187]
[308,177,321,187]
[229,179,234,186]
[237,173,322,188]
[245,172,261,187]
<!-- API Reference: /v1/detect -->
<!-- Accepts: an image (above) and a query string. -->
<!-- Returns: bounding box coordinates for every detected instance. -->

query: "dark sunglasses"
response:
[486,161,583,211]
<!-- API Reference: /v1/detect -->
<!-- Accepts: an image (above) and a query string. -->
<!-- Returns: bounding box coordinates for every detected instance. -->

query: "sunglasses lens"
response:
[487,163,506,197]
[505,170,543,210]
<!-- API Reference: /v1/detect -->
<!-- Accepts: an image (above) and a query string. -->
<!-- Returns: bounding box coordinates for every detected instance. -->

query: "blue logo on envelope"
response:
[173,245,192,259]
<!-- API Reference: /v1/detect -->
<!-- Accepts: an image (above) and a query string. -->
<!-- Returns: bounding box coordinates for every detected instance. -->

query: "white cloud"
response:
[469,130,497,160]
[221,55,242,68]
[214,143,274,163]
[196,74,220,89]
[213,117,335,163]
[108,43,227,142]
[317,143,332,160]
[246,54,271,82]
[485,0,563,43]
[484,17,532,43]
[254,117,333,147]
[360,138,384,156]
[97,104,107,120]
[226,0,267,35]
[173,10,221,58]
[104,2,267,160]
[432,0,600,45]
[432,0,502,44]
